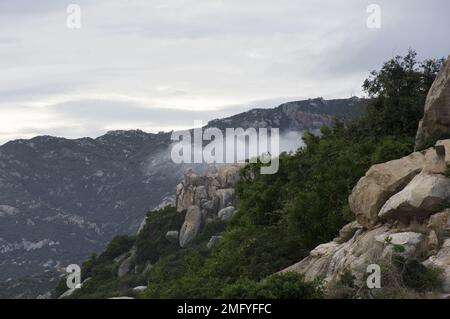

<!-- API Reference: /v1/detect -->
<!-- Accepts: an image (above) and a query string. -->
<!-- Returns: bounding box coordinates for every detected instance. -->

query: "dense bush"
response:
[221,273,324,299]
[393,256,444,292]
[134,206,185,265]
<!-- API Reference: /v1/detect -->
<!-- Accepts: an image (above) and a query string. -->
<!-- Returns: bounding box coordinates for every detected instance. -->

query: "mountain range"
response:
[0,97,365,298]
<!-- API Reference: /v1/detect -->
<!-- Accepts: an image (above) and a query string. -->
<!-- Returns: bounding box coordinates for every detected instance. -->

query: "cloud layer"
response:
[0,0,449,144]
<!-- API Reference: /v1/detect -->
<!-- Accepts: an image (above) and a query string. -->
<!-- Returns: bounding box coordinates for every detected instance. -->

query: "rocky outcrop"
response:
[117,248,136,277]
[218,206,236,221]
[175,165,242,247]
[416,55,450,147]
[349,151,425,229]
[283,139,450,295]
[165,230,179,244]
[179,206,202,248]
[207,236,223,249]
[379,173,450,222]
[424,239,450,293]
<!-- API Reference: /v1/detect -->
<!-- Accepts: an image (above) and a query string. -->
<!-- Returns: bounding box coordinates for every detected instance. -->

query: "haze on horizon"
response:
[0,0,449,144]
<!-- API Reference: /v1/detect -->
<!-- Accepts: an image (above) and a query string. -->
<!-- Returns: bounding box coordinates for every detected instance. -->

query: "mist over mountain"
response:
[0,97,365,298]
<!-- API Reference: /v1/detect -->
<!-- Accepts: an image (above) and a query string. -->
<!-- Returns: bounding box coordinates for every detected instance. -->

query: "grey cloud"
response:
[0,0,449,143]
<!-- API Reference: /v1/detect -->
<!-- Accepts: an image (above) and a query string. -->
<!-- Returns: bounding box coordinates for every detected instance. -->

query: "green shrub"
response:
[221,273,324,299]
[134,206,185,265]
[393,256,444,292]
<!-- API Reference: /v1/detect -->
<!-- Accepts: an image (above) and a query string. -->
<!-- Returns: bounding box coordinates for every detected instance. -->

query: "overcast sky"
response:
[0,0,449,144]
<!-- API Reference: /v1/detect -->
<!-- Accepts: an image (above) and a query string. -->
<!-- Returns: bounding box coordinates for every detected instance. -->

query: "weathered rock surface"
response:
[349,152,425,229]
[218,206,236,221]
[281,226,390,284]
[428,209,450,237]
[118,248,136,277]
[179,206,202,248]
[207,236,223,249]
[435,140,450,167]
[165,230,179,244]
[175,165,241,246]
[283,141,450,295]
[424,239,450,293]
[379,173,450,222]
[416,55,450,147]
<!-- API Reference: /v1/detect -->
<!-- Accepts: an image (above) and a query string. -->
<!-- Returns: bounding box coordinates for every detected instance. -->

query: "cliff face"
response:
[175,165,242,247]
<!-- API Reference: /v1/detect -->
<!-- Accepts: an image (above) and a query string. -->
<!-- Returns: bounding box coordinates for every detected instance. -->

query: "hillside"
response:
[63,51,450,299]
[0,97,365,298]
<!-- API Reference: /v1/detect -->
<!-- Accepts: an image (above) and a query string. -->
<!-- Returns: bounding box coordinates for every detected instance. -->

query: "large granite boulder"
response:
[378,173,450,222]
[216,189,235,211]
[206,236,223,249]
[424,239,450,293]
[416,56,450,147]
[428,209,450,237]
[179,205,202,248]
[218,206,236,221]
[349,152,425,229]
[165,230,179,244]
[281,225,430,287]
[118,248,136,277]
[217,165,242,188]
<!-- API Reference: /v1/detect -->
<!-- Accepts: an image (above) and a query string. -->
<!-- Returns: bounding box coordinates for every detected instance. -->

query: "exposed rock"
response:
[281,226,391,285]
[202,199,218,217]
[216,189,235,211]
[374,232,426,257]
[207,236,223,249]
[435,140,450,167]
[281,225,431,287]
[218,165,242,188]
[218,206,236,221]
[132,286,147,292]
[113,252,128,263]
[194,186,208,206]
[428,230,440,255]
[176,165,240,214]
[179,206,202,248]
[118,248,136,278]
[58,287,77,299]
[424,239,450,293]
[175,165,241,245]
[334,221,362,244]
[349,152,425,229]
[374,231,424,246]
[422,147,447,174]
[378,173,450,222]
[152,195,176,211]
[137,196,176,234]
[428,209,450,237]
[108,297,135,299]
[416,56,450,147]
[165,230,179,244]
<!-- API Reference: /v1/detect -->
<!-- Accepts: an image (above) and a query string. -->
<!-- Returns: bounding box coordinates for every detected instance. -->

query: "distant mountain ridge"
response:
[0,97,365,298]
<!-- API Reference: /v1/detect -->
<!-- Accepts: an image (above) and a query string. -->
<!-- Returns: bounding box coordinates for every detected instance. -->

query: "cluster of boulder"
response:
[171,164,242,248]
[111,164,242,284]
[282,55,450,297]
[282,142,450,294]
